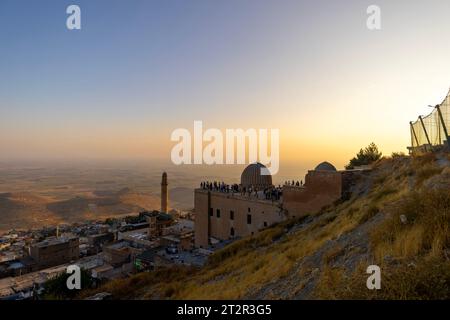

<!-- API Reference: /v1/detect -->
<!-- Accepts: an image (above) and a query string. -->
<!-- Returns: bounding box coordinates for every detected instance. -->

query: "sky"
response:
[1,0,450,175]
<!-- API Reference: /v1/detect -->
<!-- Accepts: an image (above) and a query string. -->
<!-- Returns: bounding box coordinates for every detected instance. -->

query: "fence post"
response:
[410,121,419,150]
[435,105,450,147]
[419,116,432,150]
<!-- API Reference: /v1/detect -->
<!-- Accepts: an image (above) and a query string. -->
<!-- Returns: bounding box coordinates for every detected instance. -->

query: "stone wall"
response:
[30,238,79,269]
[283,170,343,218]
[194,190,283,248]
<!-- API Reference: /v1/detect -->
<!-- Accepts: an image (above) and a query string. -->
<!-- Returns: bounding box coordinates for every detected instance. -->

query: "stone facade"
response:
[194,190,284,248]
[282,170,343,218]
[195,162,359,248]
[30,237,79,269]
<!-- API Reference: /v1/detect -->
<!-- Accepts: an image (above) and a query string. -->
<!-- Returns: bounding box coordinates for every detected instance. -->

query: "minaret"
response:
[161,172,168,213]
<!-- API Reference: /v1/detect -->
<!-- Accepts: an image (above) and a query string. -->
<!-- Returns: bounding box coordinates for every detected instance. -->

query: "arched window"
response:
[230,227,235,237]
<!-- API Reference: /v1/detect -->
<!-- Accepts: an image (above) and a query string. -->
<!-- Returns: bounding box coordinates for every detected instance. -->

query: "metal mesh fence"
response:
[410,90,450,151]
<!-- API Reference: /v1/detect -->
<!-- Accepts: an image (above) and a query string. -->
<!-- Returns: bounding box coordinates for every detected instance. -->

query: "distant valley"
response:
[0,162,197,232]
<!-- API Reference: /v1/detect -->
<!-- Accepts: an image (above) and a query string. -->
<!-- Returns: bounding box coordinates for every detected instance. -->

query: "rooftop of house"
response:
[105,241,130,250]
[32,236,78,248]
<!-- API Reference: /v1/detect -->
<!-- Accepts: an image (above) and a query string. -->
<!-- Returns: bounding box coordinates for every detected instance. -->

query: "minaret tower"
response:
[161,172,168,213]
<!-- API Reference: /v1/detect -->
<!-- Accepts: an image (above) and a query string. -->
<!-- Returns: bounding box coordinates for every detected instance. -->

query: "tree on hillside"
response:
[345,142,382,169]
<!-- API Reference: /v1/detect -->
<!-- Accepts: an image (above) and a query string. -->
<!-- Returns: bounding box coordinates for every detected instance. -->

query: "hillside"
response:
[0,192,63,232]
[81,152,450,300]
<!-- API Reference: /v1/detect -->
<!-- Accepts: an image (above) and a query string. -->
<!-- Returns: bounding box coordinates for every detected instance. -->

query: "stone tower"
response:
[161,172,168,213]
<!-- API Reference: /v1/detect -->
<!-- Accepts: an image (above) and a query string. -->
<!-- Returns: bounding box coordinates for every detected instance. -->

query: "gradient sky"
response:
[1,0,450,172]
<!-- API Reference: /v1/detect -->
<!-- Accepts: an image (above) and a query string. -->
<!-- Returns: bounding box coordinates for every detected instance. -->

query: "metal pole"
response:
[410,121,419,147]
[419,116,432,149]
[438,112,441,144]
[435,105,450,146]
[410,124,414,151]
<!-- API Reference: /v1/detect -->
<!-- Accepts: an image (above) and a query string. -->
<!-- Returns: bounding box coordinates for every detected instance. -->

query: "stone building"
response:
[87,232,115,249]
[103,241,141,267]
[194,162,356,248]
[29,237,79,269]
[144,211,173,238]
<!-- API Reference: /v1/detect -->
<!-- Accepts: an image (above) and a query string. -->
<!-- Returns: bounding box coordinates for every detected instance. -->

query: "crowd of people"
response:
[200,181,236,193]
[284,180,303,187]
[199,181,283,201]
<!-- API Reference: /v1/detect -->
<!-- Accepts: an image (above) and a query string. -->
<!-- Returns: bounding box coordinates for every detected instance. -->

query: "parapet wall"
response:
[283,170,343,218]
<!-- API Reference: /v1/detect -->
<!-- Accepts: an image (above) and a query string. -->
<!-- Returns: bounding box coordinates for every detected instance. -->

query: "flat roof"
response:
[195,189,281,205]
[161,235,180,243]
[105,241,130,250]
[33,236,78,248]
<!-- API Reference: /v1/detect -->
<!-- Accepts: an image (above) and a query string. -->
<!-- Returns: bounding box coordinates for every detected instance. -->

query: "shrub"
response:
[42,268,94,300]
[346,142,382,169]
[391,152,406,158]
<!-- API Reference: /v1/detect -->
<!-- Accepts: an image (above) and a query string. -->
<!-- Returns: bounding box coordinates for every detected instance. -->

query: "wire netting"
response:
[410,90,450,148]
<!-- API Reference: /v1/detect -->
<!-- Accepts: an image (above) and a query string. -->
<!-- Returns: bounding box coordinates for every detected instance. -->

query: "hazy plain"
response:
[0,159,306,233]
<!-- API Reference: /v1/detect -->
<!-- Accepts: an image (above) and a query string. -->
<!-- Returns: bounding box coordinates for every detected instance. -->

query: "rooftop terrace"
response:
[195,188,282,205]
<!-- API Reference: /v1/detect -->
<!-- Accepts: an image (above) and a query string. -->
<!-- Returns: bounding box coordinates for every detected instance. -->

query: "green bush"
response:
[346,142,382,169]
[41,268,95,299]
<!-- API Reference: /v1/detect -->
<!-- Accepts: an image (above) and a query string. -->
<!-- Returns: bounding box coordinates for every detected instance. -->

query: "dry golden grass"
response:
[314,258,450,300]
[322,245,345,266]
[371,188,450,261]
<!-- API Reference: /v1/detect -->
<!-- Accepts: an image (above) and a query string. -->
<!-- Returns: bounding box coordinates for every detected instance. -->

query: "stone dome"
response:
[240,163,272,188]
[314,161,337,171]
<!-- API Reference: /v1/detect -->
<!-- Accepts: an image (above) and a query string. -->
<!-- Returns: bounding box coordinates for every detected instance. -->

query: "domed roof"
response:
[241,163,272,188]
[314,161,337,171]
